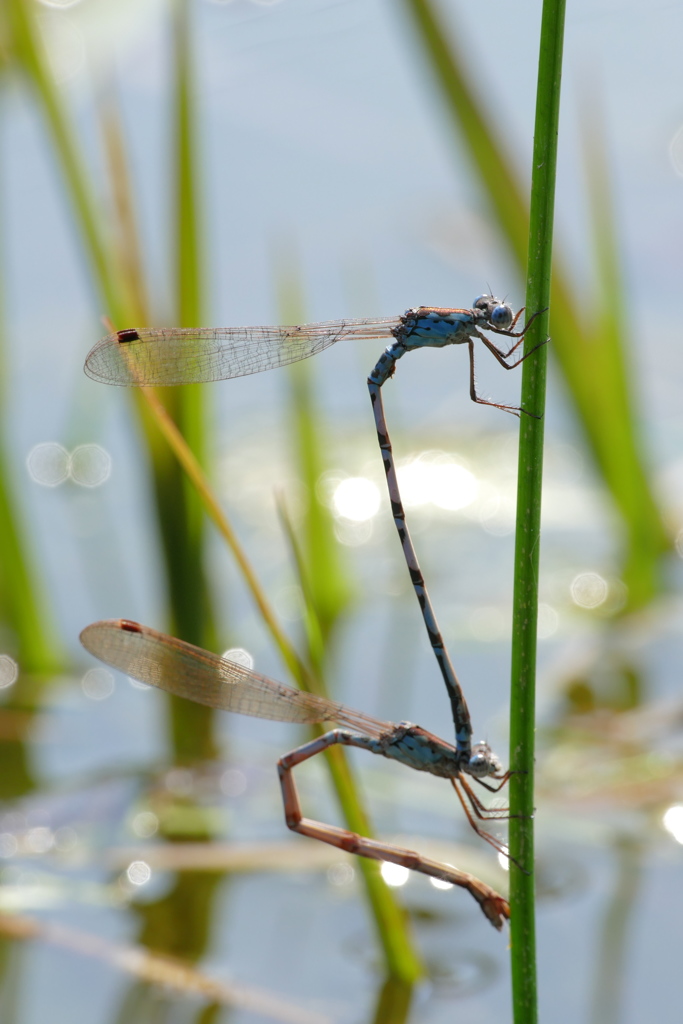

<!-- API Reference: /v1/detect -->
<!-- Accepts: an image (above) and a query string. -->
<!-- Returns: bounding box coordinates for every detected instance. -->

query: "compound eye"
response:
[468,752,489,778]
[491,304,513,329]
[473,294,492,311]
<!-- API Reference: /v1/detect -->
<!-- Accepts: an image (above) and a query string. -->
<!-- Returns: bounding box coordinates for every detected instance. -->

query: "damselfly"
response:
[84,299,545,774]
[80,618,512,929]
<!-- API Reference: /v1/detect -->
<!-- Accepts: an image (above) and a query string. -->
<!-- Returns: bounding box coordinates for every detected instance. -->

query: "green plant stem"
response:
[509,2,566,1021]
[138,386,422,982]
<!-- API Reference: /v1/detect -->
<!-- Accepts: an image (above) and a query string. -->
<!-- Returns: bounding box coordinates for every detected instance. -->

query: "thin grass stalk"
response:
[139,386,423,983]
[98,94,150,326]
[400,0,668,609]
[509,2,567,1020]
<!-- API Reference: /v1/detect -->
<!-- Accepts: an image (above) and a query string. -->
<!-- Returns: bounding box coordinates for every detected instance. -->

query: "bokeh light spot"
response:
[26,443,70,487]
[663,804,683,844]
[82,668,115,700]
[69,444,112,487]
[430,463,478,511]
[397,453,477,511]
[570,573,608,609]
[126,860,151,886]
[380,862,409,887]
[132,812,159,838]
[332,477,380,522]
[25,827,54,854]
[0,656,19,689]
[222,648,254,670]
[327,862,355,887]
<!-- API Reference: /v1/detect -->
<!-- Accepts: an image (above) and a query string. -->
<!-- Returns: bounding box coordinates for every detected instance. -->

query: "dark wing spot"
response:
[120,619,142,633]
[117,329,140,343]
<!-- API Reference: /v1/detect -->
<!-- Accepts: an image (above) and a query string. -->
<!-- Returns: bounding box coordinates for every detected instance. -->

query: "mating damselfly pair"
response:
[81,296,545,926]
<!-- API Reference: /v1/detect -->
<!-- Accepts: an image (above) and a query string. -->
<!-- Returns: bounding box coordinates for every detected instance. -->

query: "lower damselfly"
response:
[80,618,513,929]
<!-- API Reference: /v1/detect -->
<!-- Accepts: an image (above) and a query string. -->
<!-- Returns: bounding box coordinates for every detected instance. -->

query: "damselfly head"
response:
[473,295,514,330]
[467,741,502,778]
[489,304,513,330]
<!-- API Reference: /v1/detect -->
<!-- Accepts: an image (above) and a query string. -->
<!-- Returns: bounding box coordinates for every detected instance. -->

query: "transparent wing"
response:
[80,620,389,738]
[84,318,400,387]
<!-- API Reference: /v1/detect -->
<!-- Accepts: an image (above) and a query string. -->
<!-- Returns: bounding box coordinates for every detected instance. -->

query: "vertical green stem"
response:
[509,1,567,1021]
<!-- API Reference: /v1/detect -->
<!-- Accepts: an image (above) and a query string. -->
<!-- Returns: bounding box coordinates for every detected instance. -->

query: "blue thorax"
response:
[402,309,476,351]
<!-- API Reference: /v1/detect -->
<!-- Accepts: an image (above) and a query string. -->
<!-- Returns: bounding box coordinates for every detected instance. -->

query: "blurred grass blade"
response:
[580,103,662,606]
[277,259,354,669]
[509,1,567,1021]
[286,359,353,660]
[401,0,669,608]
[276,492,326,673]
[150,0,217,760]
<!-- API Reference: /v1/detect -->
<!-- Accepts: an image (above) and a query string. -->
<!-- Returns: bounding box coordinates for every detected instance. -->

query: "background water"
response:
[2,0,683,1021]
